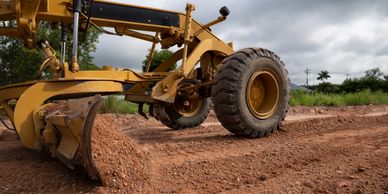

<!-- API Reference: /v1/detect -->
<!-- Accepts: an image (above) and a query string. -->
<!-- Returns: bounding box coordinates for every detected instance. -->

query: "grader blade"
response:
[37,95,103,180]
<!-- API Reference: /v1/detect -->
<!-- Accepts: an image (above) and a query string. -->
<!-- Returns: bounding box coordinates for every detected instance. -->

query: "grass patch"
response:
[100,95,148,114]
[290,90,388,107]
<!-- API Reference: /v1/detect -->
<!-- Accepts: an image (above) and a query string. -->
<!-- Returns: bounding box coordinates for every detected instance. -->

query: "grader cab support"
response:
[0,0,289,182]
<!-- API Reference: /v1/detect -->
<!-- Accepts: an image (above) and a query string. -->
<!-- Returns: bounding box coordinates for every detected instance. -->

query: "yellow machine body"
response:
[0,0,235,180]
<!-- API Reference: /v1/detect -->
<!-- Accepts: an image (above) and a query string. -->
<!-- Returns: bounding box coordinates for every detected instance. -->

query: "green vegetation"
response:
[0,23,100,85]
[102,89,388,114]
[317,70,331,83]
[313,68,388,94]
[100,95,148,114]
[142,49,175,72]
[290,89,388,107]
[340,68,388,93]
[292,67,388,107]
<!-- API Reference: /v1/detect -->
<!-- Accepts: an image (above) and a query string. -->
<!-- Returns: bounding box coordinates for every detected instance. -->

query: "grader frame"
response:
[0,0,232,143]
[0,0,289,181]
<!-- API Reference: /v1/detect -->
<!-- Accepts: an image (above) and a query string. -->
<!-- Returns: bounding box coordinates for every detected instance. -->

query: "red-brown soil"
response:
[0,105,387,193]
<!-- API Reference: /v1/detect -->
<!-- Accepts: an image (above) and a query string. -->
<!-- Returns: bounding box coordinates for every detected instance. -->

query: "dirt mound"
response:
[98,114,161,130]
[289,104,388,116]
[90,115,150,192]
[283,114,388,133]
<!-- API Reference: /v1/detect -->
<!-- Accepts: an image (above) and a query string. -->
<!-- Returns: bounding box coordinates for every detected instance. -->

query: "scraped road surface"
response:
[0,105,387,193]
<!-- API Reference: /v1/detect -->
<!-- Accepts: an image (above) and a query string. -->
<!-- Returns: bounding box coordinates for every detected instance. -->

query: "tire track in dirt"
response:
[137,114,388,193]
[131,114,388,167]
[147,124,388,193]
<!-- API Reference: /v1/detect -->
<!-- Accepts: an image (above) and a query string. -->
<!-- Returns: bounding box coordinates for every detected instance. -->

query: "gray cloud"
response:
[93,0,388,84]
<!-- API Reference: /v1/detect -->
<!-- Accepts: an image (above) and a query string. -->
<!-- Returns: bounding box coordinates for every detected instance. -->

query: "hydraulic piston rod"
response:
[60,24,67,65]
[71,0,81,72]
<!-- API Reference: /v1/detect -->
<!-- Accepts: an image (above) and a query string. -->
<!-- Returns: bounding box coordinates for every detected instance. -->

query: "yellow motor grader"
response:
[0,0,289,181]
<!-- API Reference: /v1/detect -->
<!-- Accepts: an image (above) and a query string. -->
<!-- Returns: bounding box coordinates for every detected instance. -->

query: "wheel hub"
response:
[246,69,280,119]
[173,83,203,117]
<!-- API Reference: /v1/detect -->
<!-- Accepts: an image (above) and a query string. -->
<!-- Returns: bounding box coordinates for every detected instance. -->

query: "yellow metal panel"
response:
[56,124,80,159]
[151,39,233,103]
[65,70,168,82]
[14,81,123,149]
[0,82,36,101]
[2,0,230,50]
[0,1,14,15]
[181,39,233,75]
[46,0,71,13]
[125,49,184,98]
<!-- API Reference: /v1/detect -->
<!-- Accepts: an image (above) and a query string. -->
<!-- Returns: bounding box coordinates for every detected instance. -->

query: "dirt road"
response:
[0,105,387,193]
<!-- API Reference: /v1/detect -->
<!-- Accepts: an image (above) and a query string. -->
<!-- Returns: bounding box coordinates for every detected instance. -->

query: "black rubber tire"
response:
[212,48,289,138]
[157,98,211,130]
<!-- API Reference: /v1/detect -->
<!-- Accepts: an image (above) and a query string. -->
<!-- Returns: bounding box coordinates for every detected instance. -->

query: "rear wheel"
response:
[212,48,289,137]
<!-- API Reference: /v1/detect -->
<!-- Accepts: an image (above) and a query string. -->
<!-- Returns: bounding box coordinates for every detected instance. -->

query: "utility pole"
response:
[304,67,311,88]
[345,73,350,80]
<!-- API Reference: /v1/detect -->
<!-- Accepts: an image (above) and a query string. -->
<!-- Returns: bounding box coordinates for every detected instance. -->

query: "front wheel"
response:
[154,97,211,130]
[212,48,289,137]
[153,79,212,130]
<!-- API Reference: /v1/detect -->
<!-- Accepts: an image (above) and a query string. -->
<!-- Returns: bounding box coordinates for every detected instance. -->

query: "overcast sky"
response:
[92,0,388,85]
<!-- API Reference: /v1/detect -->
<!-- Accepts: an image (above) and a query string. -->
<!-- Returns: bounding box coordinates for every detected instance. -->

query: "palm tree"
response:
[317,70,331,83]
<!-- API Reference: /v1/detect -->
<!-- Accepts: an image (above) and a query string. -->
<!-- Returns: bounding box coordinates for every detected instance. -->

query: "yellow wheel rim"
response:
[246,69,280,119]
[173,98,202,117]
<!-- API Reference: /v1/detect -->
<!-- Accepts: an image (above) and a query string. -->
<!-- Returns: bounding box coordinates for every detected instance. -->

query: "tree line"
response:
[309,68,388,93]
[0,23,174,86]
[0,23,101,85]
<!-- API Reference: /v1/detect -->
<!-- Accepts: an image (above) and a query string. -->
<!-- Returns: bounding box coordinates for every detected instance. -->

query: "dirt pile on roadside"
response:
[99,114,161,129]
[284,114,388,133]
[289,104,388,115]
[91,115,150,192]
